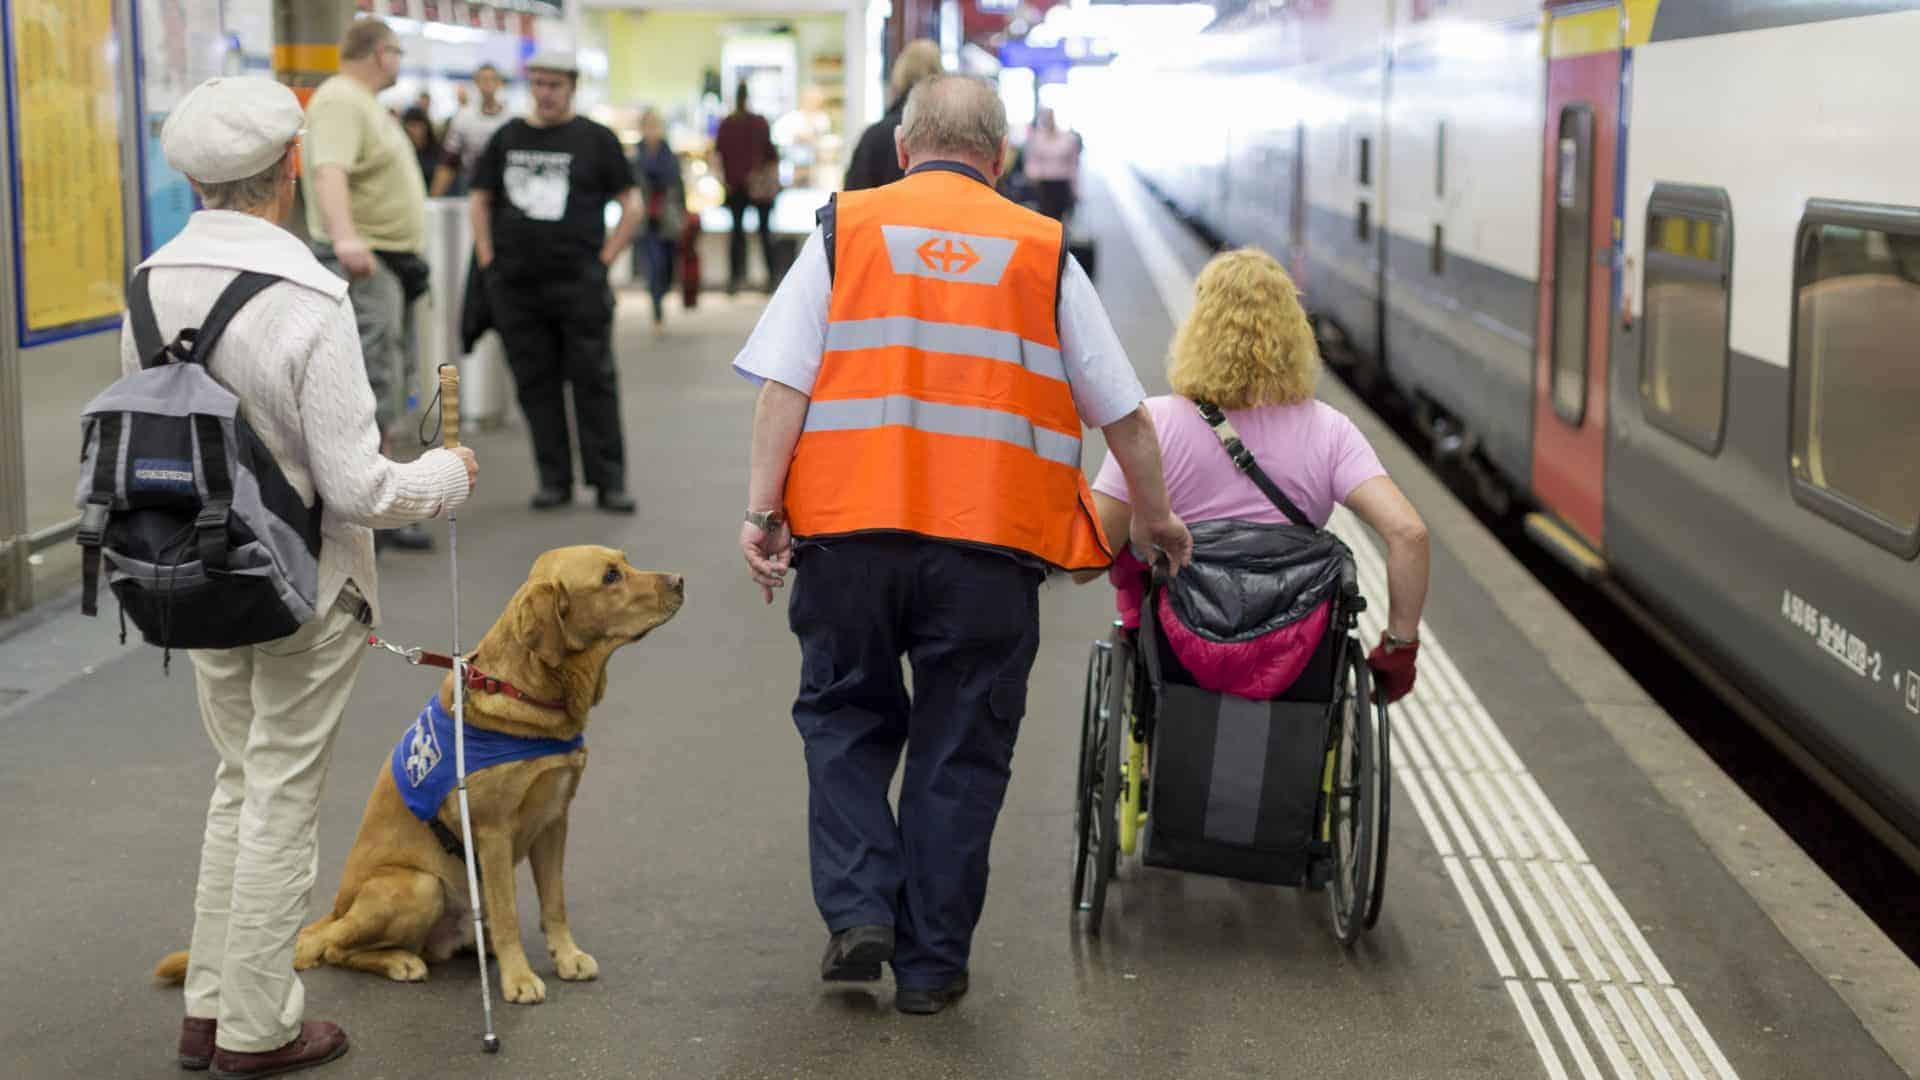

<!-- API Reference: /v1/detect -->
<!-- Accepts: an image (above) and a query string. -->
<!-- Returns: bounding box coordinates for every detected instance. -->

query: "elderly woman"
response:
[630,106,686,329]
[1084,247,1429,700]
[137,77,476,1076]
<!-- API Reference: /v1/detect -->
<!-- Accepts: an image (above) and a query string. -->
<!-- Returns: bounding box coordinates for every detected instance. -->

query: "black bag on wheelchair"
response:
[1136,401,1361,887]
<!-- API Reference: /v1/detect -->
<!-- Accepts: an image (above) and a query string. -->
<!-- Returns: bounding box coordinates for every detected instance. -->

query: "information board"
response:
[8,0,127,339]
[138,0,227,252]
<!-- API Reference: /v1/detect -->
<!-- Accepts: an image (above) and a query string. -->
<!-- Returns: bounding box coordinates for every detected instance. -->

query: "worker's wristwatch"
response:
[744,508,786,531]
[1381,631,1418,652]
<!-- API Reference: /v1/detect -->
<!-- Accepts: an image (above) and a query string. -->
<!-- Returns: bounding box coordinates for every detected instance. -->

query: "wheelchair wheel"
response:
[1328,645,1382,945]
[1076,632,1128,936]
[1364,696,1392,929]
[1071,640,1108,911]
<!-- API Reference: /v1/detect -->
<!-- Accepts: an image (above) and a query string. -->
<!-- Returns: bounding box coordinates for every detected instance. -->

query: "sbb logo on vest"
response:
[881,225,1017,286]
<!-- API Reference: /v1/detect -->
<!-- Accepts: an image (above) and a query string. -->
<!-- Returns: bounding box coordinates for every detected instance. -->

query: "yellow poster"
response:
[11,0,125,336]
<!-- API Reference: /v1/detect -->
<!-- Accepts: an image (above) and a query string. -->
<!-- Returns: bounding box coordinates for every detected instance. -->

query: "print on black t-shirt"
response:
[504,149,572,222]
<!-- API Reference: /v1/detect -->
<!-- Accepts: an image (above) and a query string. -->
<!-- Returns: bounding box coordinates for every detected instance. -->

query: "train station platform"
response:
[2,163,1916,1080]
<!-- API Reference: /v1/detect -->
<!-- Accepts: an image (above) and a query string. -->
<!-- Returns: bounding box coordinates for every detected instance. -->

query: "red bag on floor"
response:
[680,216,701,310]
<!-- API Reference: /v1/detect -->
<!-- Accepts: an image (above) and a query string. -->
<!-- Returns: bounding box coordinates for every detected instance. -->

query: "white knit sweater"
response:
[122,210,470,626]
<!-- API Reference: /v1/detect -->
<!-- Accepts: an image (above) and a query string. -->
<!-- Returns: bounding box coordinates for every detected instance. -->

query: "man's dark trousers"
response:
[487,263,626,493]
[789,535,1042,990]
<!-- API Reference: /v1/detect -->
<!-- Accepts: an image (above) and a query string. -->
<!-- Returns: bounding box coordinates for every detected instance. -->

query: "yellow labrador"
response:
[155,545,684,1004]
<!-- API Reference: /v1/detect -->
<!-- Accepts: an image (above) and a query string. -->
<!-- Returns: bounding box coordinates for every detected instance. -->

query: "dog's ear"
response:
[512,580,571,668]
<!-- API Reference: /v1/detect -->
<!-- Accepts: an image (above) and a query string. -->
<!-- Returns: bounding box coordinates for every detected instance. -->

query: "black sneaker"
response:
[820,925,893,983]
[596,489,637,515]
[895,973,969,1015]
[376,523,434,551]
[530,487,572,511]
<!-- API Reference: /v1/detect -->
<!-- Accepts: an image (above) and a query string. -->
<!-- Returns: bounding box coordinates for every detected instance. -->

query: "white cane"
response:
[438,364,501,1054]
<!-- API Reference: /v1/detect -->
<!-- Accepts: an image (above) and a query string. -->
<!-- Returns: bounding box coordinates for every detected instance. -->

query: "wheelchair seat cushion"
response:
[1151,518,1351,699]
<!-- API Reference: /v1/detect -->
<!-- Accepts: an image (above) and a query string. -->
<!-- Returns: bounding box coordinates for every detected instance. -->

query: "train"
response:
[1116,0,1920,855]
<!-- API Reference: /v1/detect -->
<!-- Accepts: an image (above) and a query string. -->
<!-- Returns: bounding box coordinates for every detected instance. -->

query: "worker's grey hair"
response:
[898,74,1007,165]
[197,152,288,211]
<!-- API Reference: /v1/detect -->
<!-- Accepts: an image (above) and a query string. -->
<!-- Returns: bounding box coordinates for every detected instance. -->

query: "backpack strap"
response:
[184,271,281,365]
[193,413,233,572]
[77,412,124,616]
[1193,400,1315,530]
[128,270,167,369]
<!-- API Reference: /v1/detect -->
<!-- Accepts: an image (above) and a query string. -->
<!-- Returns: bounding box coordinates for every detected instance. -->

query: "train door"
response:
[1531,2,1623,548]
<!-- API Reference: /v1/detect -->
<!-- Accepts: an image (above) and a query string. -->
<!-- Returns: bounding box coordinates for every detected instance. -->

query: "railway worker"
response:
[734,73,1193,1014]
[146,76,475,1076]
[1079,247,1430,702]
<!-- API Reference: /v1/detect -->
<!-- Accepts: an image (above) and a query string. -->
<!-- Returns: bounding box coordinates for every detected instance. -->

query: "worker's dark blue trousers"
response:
[788,535,1042,989]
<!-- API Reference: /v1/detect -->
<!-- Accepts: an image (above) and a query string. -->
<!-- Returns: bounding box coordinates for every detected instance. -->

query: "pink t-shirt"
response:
[1093,395,1385,528]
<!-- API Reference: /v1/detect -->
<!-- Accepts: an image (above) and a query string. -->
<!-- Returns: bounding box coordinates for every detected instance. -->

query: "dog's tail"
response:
[153,950,189,984]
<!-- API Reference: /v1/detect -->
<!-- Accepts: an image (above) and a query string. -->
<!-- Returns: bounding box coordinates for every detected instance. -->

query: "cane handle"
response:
[438,364,461,449]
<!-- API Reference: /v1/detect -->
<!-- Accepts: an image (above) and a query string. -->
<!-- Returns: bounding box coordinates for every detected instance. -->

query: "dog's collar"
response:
[365,634,569,711]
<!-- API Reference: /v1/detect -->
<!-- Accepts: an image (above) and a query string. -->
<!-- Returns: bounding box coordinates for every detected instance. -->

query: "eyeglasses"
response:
[381,44,406,58]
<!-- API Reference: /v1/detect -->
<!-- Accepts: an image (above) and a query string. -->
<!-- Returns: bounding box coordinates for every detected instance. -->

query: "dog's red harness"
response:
[365,634,568,711]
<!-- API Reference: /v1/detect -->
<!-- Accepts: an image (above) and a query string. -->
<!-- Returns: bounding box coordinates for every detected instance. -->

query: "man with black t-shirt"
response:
[470,51,643,514]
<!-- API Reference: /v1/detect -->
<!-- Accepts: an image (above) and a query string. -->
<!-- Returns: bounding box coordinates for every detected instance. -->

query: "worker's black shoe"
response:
[530,487,572,511]
[375,524,434,551]
[820,925,893,982]
[596,489,638,515]
[895,973,968,1015]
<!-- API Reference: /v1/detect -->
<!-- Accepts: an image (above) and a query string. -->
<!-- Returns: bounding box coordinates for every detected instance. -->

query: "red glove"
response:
[1366,635,1419,704]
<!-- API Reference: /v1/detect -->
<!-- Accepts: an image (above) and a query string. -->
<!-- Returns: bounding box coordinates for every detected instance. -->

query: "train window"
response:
[1790,200,1920,555]
[1639,184,1731,453]
[1549,105,1594,424]
[1358,136,1372,188]
[1434,121,1446,198]
[1357,200,1371,243]
[1431,224,1445,274]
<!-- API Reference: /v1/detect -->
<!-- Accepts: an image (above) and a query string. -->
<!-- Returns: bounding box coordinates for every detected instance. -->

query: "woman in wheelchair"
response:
[1076,247,1429,701]
[1068,248,1429,941]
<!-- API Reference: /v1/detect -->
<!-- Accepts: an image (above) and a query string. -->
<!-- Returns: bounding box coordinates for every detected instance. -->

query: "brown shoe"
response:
[208,1021,348,1079]
[179,1017,216,1070]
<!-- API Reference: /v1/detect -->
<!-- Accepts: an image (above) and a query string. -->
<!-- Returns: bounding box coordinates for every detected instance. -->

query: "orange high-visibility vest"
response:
[785,165,1114,571]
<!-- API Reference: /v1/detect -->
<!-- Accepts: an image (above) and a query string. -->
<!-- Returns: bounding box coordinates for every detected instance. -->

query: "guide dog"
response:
[155,545,685,1005]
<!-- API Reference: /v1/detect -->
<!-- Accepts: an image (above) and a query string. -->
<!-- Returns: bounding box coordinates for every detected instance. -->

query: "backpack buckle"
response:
[77,498,111,547]
[196,500,231,571]
[1223,437,1254,470]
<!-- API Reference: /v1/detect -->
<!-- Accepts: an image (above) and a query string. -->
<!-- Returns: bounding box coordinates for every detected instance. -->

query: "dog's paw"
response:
[383,953,429,982]
[554,949,599,982]
[502,968,547,1005]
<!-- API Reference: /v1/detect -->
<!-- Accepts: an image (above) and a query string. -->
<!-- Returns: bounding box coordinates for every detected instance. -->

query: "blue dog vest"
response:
[392,695,584,823]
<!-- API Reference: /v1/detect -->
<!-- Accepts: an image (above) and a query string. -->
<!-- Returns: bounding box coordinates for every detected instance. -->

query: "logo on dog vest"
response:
[403,712,443,787]
[131,458,196,494]
[880,226,1016,286]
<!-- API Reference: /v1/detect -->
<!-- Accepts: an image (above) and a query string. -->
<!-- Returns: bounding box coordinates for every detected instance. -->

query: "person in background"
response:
[631,106,685,331]
[401,107,440,186]
[433,63,511,198]
[412,91,438,136]
[842,38,941,192]
[1022,108,1082,223]
[469,51,644,515]
[1082,248,1430,703]
[301,18,437,553]
[142,75,475,1078]
[735,74,1191,1015]
[714,82,778,294]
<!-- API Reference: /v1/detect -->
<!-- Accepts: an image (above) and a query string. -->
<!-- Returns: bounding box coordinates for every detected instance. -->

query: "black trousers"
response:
[1036,179,1075,223]
[724,188,773,290]
[788,535,1042,989]
[487,263,625,493]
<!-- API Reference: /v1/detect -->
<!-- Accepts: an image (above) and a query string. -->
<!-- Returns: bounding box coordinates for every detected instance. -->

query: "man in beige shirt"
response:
[302,17,435,551]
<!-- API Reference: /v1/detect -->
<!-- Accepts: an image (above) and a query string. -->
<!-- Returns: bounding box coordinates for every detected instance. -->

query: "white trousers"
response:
[183,604,364,1053]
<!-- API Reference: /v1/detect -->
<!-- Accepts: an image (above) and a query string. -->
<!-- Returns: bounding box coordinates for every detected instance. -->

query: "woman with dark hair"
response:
[400,106,440,186]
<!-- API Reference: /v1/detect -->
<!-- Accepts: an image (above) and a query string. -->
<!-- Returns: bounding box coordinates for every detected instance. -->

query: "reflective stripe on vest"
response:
[785,167,1114,571]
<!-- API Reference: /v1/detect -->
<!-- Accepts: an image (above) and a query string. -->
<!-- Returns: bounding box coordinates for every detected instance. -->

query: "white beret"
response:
[161,77,304,184]
[525,50,579,76]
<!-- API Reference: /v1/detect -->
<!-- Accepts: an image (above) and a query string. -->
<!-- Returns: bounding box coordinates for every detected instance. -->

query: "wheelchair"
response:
[1071,568,1391,944]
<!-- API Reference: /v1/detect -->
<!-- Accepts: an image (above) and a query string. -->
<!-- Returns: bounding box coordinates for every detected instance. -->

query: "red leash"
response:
[365,634,568,711]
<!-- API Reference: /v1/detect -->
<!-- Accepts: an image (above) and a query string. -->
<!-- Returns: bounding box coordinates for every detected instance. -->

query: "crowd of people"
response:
[134,22,1423,1076]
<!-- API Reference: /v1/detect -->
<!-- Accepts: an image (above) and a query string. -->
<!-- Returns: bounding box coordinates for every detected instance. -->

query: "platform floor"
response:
[0,165,1914,1079]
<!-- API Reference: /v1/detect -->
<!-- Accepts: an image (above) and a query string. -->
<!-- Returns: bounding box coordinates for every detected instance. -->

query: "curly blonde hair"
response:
[1167,248,1320,409]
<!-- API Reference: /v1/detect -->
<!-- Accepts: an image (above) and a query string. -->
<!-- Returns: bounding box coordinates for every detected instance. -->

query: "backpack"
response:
[74,268,324,657]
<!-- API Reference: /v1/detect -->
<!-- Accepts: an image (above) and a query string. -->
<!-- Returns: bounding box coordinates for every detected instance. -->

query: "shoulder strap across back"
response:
[1194,400,1315,530]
